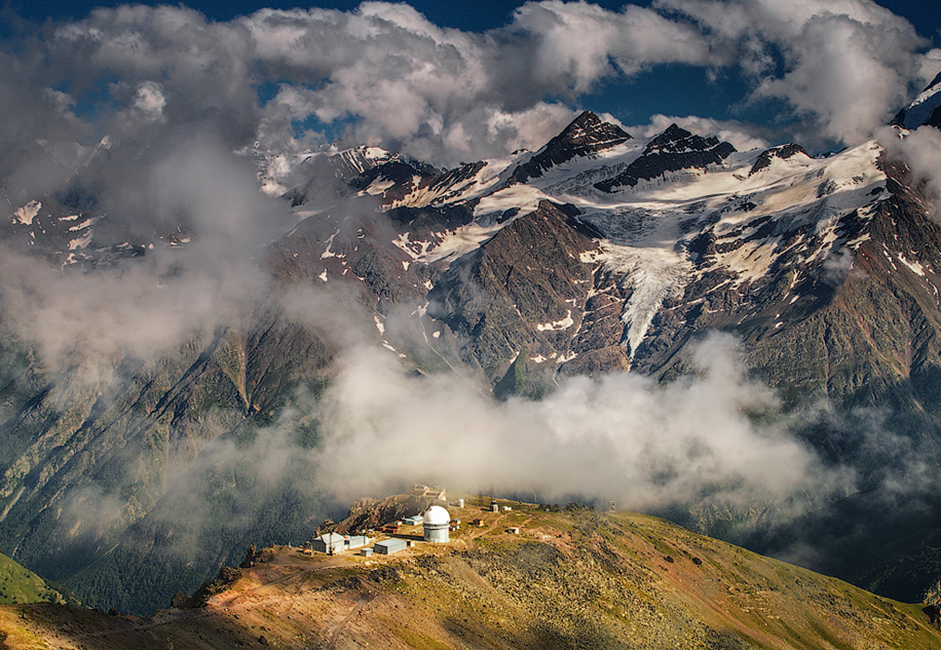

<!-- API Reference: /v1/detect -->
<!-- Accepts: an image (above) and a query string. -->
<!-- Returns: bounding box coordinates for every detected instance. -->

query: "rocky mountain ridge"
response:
[893,71,941,130]
[3,100,941,616]
[274,110,941,417]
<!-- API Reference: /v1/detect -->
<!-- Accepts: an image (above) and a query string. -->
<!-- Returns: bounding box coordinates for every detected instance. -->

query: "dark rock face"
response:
[509,111,631,185]
[594,123,736,192]
[427,200,609,381]
[348,160,439,206]
[749,144,808,175]
[925,106,941,128]
[424,160,488,203]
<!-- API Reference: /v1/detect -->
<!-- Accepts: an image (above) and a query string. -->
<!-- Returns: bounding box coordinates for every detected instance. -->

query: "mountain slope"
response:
[5,105,941,616]
[892,72,941,130]
[282,112,941,434]
[0,552,73,607]
[0,499,939,649]
[0,302,337,614]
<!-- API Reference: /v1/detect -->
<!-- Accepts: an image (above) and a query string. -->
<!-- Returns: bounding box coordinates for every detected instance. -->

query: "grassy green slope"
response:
[0,552,73,607]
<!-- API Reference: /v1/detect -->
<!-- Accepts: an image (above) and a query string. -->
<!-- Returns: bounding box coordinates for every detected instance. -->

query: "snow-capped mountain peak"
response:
[892,70,941,130]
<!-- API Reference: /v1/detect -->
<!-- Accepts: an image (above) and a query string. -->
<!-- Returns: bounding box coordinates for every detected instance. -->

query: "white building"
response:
[311,533,372,555]
[311,532,346,554]
[375,538,407,554]
[423,505,451,543]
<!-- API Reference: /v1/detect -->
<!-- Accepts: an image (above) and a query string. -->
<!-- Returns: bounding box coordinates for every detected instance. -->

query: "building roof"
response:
[423,505,451,526]
[376,538,407,549]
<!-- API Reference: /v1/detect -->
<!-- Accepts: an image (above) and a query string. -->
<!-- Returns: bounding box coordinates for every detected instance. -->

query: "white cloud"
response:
[917,49,941,87]
[655,0,929,145]
[132,81,166,118]
[510,1,717,92]
[0,0,917,171]
[312,332,846,512]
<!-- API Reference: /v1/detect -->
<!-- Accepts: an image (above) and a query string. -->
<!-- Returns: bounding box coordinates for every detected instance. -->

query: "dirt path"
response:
[466,513,505,541]
[216,556,348,609]
[326,593,376,650]
[67,555,352,642]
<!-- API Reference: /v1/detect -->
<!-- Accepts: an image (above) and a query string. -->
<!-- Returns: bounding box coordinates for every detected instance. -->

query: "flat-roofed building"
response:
[375,538,407,554]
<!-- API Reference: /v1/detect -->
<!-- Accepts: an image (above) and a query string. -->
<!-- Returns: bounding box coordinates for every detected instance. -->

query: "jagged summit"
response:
[554,110,633,150]
[643,123,727,155]
[508,110,632,184]
[593,122,736,192]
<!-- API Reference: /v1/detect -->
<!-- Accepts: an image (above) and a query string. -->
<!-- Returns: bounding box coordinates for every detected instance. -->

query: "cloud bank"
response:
[309,331,848,513]
[0,0,936,524]
[0,0,934,187]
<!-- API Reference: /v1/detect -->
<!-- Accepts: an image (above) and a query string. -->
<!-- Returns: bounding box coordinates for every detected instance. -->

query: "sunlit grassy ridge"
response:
[0,552,72,607]
[0,497,938,649]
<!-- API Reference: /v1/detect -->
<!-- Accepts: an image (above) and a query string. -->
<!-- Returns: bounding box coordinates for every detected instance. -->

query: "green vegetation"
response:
[0,552,74,607]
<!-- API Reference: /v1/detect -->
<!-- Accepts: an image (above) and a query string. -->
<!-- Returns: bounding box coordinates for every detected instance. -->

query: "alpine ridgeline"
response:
[4,499,941,649]
[5,82,941,615]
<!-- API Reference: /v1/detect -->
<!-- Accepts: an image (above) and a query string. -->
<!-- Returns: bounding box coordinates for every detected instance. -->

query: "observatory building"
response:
[423,505,451,543]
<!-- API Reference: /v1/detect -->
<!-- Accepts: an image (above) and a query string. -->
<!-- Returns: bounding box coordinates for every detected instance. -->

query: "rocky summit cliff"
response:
[1,498,939,649]
[4,95,941,617]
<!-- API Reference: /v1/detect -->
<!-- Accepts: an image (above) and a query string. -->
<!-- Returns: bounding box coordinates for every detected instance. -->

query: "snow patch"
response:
[68,230,92,250]
[68,217,95,232]
[898,254,927,277]
[601,244,691,356]
[320,230,340,259]
[14,201,40,225]
[536,311,574,331]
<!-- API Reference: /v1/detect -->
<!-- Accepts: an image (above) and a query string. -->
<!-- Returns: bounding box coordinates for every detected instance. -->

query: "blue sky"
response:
[1,0,939,167]
[8,0,940,38]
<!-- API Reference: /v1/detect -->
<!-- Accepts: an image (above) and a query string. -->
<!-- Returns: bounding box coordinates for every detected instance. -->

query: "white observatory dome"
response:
[423,505,451,526]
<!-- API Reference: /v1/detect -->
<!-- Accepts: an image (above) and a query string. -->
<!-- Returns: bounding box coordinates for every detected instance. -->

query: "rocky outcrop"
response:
[509,111,631,185]
[749,143,808,175]
[333,493,446,534]
[594,123,735,192]
[428,200,607,381]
